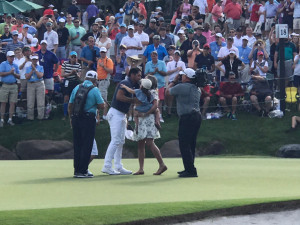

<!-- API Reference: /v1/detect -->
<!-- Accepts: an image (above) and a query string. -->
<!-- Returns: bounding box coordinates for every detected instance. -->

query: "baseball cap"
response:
[86,70,97,79]
[30,55,39,60]
[229,50,236,54]
[174,50,181,55]
[40,40,48,45]
[138,21,146,26]
[158,17,164,22]
[120,44,127,49]
[6,51,15,57]
[242,36,249,41]
[120,23,126,28]
[168,45,176,50]
[119,8,124,13]
[177,29,185,34]
[12,30,18,36]
[46,22,52,27]
[24,17,29,22]
[53,9,58,12]
[23,24,30,29]
[216,33,223,38]
[195,25,204,30]
[153,35,160,40]
[227,36,234,40]
[59,18,65,23]
[150,18,156,23]
[72,0,77,4]
[95,18,104,23]
[257,51,264,56]
[91,0,95,3]
[70,51,77,56]
[60,12,64,15]
[187,28,194,34]
[128,25,134,30]
[100,47,107,52]
[236,27,243,32]
[141,79,152,90]
[48,4,54,8]
[183,68,196,79]
[203,43,210,49]
[31,38,38,47]
[156,6,162,10]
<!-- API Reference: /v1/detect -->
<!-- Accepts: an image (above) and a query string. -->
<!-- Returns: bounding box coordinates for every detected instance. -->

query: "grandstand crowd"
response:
[0,0,300,127]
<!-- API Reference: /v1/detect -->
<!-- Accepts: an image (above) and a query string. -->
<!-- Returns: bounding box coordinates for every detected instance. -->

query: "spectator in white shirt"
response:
[217,36,239,61]
[134,21,149,55]
[44,22,58,54]
[18,24,33,45]
[120,25,142,57]
[233,27,243,47]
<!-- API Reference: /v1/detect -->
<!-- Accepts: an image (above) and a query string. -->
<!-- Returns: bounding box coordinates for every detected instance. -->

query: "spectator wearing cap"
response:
[65,14,75,30]
[180,28,195,65]
[14,47,32,100]
[176,30,187,49]
[0,51,20,127]
[245,27,257,49]
[0,14,12,35]
[95,29,112,58]
[61,51,81,119]
[25,54,45,120]
[56,18,70,60]
[97,46,114,119]
[217,36,240,61]
[163,45,176,64]
[194,25,207,48]
[238,36,252,82]
[57,12,66,24]
[11,15,24,34]
[0,24,12,63]
[67,0,81,19]
[114,44,128,83]
[36,40,59,97]
[6,31,24,53]
[18,24,33,45]
[194,43,215,72]
[224,0,242,30]
[249,39,269,62]
[23,18,37,37]
[79,36,100,79]
[191,5,205,25]
[86,0,99,28]
[69,18,86,57]
[143,35,168,63]
[165,50,186,117]
[145,51,167,122]
[134,21,149,56]
[211,0,224,27]
[81,22,101,47]
[187,40,201,68]
[43,4,55,17]
[159,27,174,51]
[135,14,146,25]
[69,70,104,178]
[122,0,135,26]
[30,38,40,52]
[144,18,158,45]
[36,16,52,42]
[114,23,128,56]
[233,27,243,48]
[216,49,245,80]
[44,22,58,54]
[219,71,244,120]
[209,33,226,62]
[115,8,125,25]
[120,25,142,57]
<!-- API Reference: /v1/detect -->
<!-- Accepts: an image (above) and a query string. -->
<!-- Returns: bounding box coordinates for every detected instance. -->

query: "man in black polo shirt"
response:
[67,0,81,19]
[56,18,69,60]
[144,18,158,45]
[80,23,101,46]
[102,67,141,175]
[194,43,215,72]
[194,25,206,48]
[180,28,195,65]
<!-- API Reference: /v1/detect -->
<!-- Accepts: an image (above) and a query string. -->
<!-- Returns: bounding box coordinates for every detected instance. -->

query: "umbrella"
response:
[11,0,44,11]
[0,0,24,14]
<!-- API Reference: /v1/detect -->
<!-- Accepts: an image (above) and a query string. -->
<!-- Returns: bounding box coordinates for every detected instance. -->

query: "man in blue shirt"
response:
[238,36,252,83]
[79,36,100,80]
[69,70,104,178]
[0,51,20,127]
[115,8,125,25]
[210,34,226,80]
[114,24,127,56]
[145,51,167,122]
[123,0,135,26]
[143,35,168,63]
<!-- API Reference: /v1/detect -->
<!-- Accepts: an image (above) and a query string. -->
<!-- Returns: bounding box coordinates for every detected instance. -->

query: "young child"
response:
[121,78,161,133]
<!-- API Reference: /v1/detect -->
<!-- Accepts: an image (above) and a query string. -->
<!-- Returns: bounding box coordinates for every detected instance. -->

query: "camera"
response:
[194,68,208,87]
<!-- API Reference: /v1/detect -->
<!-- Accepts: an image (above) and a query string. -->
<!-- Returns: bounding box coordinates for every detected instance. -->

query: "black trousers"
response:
[178,111,202,174]
[72,113,96,174]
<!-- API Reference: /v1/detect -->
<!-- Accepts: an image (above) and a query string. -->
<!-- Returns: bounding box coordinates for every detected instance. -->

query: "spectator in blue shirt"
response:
[115,8,125,25]
[114,23,127,56]
[210,34,227,60]
[238,37,252,82]
[0,51,20,127]
[143,35,168,63]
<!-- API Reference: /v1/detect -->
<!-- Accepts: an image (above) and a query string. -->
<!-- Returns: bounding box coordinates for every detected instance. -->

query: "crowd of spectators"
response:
[0,0,300,127]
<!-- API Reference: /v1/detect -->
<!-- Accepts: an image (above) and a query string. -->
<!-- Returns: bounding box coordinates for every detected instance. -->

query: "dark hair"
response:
[145,75,158,89]
[141,86,151,102]
[128,67,141,77]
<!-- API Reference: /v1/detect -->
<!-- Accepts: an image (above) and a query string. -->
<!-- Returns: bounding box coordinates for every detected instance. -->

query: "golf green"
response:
[1,158,300,224]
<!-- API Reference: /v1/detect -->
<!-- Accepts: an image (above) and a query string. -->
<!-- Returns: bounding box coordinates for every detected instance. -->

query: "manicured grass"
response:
[1,158,300,224]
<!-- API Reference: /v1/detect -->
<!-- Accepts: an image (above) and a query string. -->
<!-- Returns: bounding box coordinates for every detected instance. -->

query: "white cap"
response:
[141,79,152,90]
[229,49,236,54]
[177,29,185,34]
[242,36,249,41]
[53,9,58,12]
[156,6,162,10]
[216,33,223,38]
[100,47,107,52]
[95,18,104,23]
[30,55,39,60]
[40,40,48,45]
[31,38,38,47]
[183,68,196,79]
[174,50,181,55]
[48,4,54,7]
[128,25,134,30]
[59,18,65,23]
[6,51,15,57]
[85,70,97,79]
[91,0,95,3]
[120,8,124,13]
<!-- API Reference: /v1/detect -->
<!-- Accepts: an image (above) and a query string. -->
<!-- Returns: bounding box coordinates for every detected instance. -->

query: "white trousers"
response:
[103,107,127,170]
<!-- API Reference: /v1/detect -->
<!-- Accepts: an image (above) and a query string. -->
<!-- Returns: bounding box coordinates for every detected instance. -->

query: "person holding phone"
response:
[69,18,86,58]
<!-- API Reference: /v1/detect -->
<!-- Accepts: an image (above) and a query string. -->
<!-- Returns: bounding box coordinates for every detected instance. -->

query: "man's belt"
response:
[3,82,16,85]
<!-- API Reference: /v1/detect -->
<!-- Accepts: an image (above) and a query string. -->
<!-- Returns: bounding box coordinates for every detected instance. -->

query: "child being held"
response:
[121,78,161,133]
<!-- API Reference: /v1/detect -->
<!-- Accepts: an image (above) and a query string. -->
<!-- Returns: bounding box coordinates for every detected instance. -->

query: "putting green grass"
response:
[1,158,300,224]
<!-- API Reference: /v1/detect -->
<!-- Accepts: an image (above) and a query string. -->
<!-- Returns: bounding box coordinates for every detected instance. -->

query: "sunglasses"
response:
[100,51,106,53]
[71,55,77,58]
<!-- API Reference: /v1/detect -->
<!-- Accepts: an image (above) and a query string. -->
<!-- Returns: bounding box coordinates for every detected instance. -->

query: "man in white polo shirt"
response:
[217,36,239,61]
[134,21,149,56]
[120,25,142,57]
[44,22,58,54]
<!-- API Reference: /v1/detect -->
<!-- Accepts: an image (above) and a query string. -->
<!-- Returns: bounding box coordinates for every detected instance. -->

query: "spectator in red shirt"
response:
[224,0,242,30]
[43,4,55,17]
[139,0,147,19]
[219,71,244,120]
[250,0,261,30]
